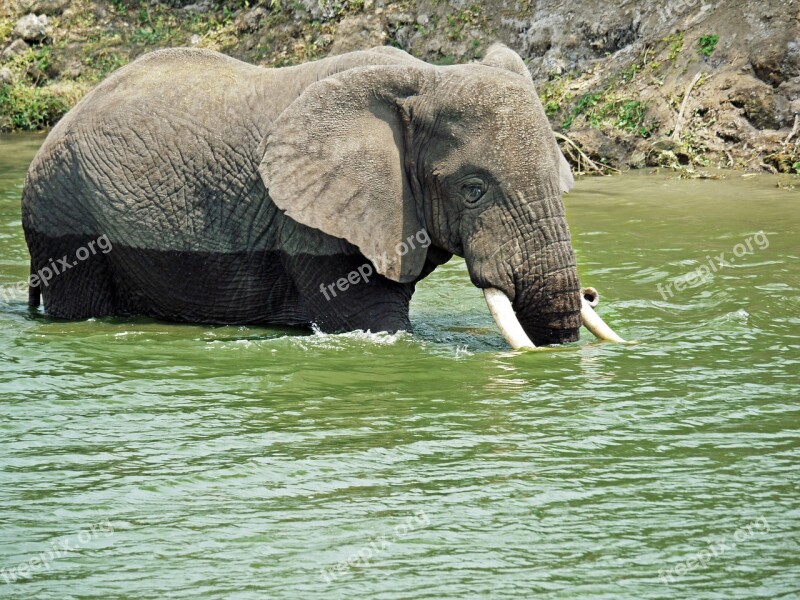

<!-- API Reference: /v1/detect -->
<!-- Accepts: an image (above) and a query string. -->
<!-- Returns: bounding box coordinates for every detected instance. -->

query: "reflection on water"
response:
[0,133,798,598]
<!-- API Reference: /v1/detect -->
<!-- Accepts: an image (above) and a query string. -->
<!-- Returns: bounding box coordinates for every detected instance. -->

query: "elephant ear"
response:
[481,43,532,81]
[259,65,431,283]
[558,150,575,193]
[482,44,575,194]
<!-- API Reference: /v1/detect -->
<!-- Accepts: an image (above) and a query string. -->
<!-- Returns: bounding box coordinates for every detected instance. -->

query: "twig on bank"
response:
[672,72,703,141]
[785,115,800,145]
[554,132,620,175]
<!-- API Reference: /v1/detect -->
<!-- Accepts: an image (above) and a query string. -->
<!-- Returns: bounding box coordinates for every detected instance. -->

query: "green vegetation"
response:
[548,78,656,138]
[615,100,653,137]
[0,44,82,128]
[0,0,253,131]
[621,62,640,83]
[0,17,13,42]
[431,54,456,66]
[0,83,71,129]
[698,34,719,57]
[539,75,572,119]
[82,50,126,80]
[445,4,480,41]
[765,151,800,174]
[665,32,684,64]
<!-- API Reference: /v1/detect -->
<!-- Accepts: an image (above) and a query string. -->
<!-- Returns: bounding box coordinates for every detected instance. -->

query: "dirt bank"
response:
[1,0,798,173]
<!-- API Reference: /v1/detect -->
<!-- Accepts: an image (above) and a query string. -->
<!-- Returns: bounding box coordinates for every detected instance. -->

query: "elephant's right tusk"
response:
[580,297,626,343]
[483,288,536,350]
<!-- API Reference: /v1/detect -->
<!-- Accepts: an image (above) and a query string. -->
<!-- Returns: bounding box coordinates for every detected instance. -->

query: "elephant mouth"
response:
[483,287,625,350]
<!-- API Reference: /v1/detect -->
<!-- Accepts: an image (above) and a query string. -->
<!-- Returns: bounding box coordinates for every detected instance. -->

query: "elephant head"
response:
[261,45,609,347]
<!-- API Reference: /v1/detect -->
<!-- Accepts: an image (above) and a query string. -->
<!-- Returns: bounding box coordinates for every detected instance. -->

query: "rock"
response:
[26,0,70,16]
[567,128,629,166]
[386,12,413,27]
[182,2,210,14]
[60,62,83,80]
[650,138,678,152]
[189,34,201,46]
[12,14,50,43]
[2,39,30,60]
[629,145,648,169]
[234,7,267,33]
[714,113,757,145]
[751,39,800,86]
[0,116,12,132]
[0,67,12,86]
[778,77,800,101]
[785,41,800,79]
[41,53,72,79]
[416,14,429,27]
[392,25,412,49]
[524,26,553,57]
[540,51,566,77]
[26,61,44,82]
[330,15,386,55]
[729,78,790,130]
[424,38,443,55]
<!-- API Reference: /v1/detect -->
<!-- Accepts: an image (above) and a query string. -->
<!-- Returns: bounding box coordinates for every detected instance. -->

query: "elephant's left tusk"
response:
[483,288,536,350]
[580,297,626,343]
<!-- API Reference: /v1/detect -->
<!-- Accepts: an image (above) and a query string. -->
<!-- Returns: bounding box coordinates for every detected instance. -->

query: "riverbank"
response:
[1,0,798,173]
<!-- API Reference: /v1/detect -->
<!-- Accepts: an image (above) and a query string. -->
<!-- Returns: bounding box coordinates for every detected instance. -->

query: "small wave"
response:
[308,325,410,346]
[717,309,750,323]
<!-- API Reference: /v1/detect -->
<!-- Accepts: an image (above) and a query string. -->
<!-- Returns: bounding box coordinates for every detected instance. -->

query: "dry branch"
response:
[672,72,703,142]
[785,115,800,145]
[554,132,620,175]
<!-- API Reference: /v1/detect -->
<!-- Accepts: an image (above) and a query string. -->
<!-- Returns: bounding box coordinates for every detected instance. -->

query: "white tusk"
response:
[483,288,536,350]
[580,297,626,343]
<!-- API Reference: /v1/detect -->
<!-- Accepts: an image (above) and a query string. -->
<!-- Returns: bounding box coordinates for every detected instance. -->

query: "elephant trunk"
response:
[511,236,583,346]
[465,197,582,347]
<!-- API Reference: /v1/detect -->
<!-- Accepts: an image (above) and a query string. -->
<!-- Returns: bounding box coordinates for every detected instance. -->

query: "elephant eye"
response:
[462,179,486,204]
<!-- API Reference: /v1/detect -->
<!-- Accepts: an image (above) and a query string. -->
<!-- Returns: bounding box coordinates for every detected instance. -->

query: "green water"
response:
[1,132,798,599]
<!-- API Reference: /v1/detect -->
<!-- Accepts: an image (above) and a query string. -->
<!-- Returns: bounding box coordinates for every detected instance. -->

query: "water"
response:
[1,132,798,599]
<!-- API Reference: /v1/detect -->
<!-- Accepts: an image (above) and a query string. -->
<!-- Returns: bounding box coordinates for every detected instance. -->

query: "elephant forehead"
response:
[439,70,540,116]
[433,81,553,152]
[430,114,560,186]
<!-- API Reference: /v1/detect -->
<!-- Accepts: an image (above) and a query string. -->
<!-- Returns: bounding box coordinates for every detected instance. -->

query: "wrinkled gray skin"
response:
[22,44,581,345]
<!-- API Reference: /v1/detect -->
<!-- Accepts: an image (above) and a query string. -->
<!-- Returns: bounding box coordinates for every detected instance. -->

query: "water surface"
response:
[1,133,798,599]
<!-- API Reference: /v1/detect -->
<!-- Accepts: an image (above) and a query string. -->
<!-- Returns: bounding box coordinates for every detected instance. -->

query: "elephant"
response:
[21,43,623,348]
